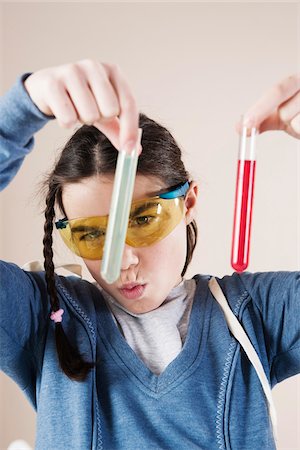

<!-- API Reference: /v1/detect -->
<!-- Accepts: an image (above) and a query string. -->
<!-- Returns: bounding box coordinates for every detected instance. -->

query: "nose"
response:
[121,244,139,271]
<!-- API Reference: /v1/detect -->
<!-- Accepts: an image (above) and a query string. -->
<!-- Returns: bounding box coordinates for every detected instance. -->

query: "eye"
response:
[79,229,105,241]
[134,216,154,226]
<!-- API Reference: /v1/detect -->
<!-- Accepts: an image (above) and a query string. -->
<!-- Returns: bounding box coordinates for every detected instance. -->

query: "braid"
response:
[43,187,60,309]
[43,184,95,381]
[181,220,198,277]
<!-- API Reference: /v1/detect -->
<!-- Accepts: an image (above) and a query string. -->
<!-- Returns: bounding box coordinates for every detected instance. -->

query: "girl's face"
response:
[62,174,198,314]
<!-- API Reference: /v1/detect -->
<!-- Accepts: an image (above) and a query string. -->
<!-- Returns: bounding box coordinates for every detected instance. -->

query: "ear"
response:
[184,181,198,225]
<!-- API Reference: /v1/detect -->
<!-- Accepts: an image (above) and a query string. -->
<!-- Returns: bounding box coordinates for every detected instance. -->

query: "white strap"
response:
[208,277,278,444]
[21,260,82,278]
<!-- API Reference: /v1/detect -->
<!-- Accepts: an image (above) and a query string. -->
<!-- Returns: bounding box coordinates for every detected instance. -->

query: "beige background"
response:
[0,1,299,449]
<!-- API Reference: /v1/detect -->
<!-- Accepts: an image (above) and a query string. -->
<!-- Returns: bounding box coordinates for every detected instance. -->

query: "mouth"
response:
[118,283,147,300]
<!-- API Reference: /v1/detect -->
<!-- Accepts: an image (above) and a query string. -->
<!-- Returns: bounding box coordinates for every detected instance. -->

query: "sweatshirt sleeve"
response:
[239,271,300,385]
[0,73,54,191]
[0,260,51,399]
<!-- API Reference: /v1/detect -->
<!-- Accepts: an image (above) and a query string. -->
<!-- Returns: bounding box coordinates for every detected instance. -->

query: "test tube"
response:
[101,129,142,284]
[231,118,257,272]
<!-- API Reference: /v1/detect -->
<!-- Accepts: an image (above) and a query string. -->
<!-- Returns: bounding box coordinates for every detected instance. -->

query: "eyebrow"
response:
[67,200,161,231]
[71,225,105,233]
[130,201,160,218]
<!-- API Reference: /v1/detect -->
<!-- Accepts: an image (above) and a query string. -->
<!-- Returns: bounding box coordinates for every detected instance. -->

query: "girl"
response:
[0,60,299,450]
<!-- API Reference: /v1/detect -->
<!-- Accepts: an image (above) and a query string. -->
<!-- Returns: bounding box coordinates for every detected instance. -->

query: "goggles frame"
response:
[55,180,190,230]
[54,180,190,259]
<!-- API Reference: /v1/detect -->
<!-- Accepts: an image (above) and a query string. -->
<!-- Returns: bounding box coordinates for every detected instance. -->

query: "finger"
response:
[82,62,121,119]
[64,68,102,124]
[236,111,286,136]
[93,117,121,150]
[93,118,143,154]
[239,73,300,130]
[290,112,300,135]
[258,111,284,133]
[46,81,78,128]
[278,91,300,122]
[257,112,300,139]
[103,63,139,153]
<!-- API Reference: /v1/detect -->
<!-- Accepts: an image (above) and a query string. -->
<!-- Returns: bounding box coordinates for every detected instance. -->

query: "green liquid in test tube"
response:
[101,129,142,284]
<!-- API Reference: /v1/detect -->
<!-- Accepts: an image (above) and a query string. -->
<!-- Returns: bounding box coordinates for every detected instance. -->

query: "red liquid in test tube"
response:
[231,122,257,272]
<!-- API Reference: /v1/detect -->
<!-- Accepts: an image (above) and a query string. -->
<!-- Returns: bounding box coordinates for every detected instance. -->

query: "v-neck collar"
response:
[95,275,212,395]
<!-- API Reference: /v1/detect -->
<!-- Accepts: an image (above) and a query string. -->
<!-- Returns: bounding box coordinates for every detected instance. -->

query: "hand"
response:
[236,73,300,139]
[24,59,140,153]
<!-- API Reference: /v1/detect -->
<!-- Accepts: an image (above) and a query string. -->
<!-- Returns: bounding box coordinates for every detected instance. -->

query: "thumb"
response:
[235,111,283,136]
[235,74,299,136]
[257,111,285,133]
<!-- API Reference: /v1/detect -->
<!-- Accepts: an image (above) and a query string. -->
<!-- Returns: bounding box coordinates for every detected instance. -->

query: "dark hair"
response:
[42,113,198,381]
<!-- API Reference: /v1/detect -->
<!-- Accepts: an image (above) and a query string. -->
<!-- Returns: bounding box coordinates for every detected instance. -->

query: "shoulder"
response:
[193,270,299,317]
[193,272,249,317]
[0,259,103,319]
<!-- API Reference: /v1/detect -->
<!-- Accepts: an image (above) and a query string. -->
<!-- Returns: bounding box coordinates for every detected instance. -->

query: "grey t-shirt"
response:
[99,278,197,375]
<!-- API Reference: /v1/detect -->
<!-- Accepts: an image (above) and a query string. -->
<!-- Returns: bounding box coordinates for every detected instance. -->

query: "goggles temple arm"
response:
[159,180,190,199]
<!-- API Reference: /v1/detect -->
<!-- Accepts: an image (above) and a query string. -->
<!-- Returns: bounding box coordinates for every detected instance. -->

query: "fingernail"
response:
[137,128,143,154]
[123,140,137,154]
[242,115,255,128]
[123,128,143,155]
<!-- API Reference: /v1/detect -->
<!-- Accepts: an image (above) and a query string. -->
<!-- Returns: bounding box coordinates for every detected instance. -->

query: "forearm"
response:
[0,73,54,191]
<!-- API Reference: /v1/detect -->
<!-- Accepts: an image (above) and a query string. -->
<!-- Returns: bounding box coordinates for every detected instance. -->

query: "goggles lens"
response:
[55,182,189,260]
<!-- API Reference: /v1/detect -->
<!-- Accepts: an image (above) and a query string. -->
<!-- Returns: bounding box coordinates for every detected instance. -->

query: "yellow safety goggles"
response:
[55,181,190,260]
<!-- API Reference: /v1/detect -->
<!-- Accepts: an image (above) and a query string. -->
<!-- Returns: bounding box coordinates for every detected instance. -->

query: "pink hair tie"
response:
[50,308,64,323]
